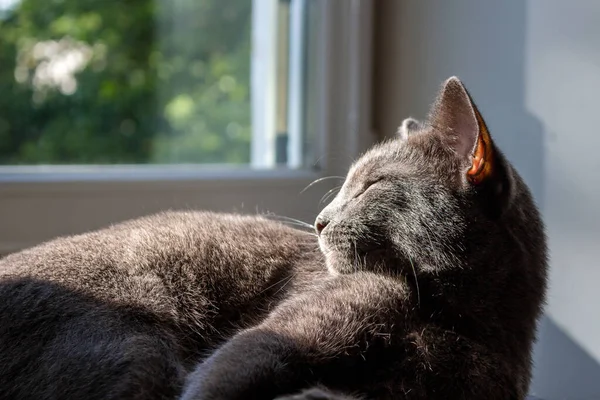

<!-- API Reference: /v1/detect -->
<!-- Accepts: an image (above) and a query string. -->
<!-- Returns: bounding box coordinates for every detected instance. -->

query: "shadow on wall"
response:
[373,0,600,399]
[531,316,600,399]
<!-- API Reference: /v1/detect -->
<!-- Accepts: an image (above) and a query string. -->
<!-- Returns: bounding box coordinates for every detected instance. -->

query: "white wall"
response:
[373,1,600,398]
[524,0,600,362]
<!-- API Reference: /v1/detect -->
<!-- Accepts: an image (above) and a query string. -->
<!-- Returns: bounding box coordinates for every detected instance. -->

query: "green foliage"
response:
[0,0,252,164]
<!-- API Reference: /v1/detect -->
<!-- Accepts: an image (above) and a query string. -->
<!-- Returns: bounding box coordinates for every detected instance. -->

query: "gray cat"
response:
[0,77,547,400]
[180,77,547,399]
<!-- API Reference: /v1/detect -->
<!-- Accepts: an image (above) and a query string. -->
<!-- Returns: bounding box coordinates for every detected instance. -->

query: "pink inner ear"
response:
[468,137,486,177]
[468,110,496,185]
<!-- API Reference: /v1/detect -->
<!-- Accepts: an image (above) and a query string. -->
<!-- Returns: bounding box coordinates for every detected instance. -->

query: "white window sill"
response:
[0,165,319,184]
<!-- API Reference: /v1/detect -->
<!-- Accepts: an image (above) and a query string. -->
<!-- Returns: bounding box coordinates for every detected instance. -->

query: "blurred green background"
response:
[0,0,252,165]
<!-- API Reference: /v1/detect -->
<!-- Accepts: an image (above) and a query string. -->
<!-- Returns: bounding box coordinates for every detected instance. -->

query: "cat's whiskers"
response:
[299,176,345,195]
[352,239,361,271]
[283,222,319,236]
[320,186,343,206]
[273,273,297,297]
[420,219,438,269]
[409,257,421,308]
[258,271,297,296]
[261,213,317,236]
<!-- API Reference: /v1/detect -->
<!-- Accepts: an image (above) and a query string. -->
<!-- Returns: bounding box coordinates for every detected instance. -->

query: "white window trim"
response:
[250,0,279,168]
[0,0,375,255]
[286,0,306,169]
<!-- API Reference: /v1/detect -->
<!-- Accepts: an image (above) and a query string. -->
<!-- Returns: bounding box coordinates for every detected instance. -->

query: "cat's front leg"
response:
[179,272,409,400]
[179,328,308,400]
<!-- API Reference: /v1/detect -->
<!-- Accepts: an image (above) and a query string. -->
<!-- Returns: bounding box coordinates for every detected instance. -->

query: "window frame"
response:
[0,0,375,255]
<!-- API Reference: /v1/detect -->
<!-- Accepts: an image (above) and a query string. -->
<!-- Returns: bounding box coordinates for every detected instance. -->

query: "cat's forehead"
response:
[348,132,457,183]
[350,137,418,171]
[348,141,401,180]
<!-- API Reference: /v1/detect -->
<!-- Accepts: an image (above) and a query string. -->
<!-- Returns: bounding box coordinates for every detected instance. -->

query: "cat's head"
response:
[316,77,538,276]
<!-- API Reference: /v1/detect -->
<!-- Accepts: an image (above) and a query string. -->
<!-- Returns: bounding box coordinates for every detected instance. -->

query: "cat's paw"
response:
[275,387,361,400]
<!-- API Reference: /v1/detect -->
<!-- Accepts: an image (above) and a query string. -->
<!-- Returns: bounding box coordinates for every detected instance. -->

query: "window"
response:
[0,0,374,254]
[0,0,318,168]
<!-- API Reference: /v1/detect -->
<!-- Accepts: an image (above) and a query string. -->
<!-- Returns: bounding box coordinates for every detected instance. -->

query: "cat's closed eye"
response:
[354,177,384,199]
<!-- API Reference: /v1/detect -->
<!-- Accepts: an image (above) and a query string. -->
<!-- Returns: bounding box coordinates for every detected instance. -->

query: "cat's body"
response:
[0,211,325,399]
[0,77,547,400]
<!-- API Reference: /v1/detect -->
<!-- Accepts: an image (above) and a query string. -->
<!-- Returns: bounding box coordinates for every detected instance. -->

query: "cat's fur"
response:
[0,77,547,400]
[179,77,547,399]
[0,212,325,399]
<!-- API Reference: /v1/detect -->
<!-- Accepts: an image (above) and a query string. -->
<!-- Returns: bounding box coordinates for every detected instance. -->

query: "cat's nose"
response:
[315,216,329,235]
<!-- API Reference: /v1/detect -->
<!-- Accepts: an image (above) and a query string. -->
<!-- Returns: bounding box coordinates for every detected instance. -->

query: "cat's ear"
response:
[429,77,495,185]
[397,117,421,140]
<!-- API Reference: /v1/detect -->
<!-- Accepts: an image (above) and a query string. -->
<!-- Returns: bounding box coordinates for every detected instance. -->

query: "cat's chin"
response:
[324,253,355,275]
[324,249,389,275]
